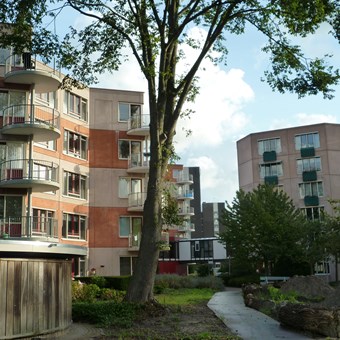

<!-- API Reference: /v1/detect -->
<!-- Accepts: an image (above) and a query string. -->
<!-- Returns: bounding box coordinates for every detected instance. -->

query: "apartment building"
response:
[237,123,340,280]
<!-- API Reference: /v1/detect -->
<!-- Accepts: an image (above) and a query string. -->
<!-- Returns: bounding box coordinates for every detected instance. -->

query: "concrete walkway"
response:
[208,288,313,340]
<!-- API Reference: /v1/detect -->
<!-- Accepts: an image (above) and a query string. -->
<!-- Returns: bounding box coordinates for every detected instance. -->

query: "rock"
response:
[278,303,340,338]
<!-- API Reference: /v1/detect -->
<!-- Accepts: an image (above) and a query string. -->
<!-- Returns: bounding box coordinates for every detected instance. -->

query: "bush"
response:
[154,274,224,291]
[221,274,260,287]
[99,288,125,302]
[74,276,131,290]
[72,281,100,302]
[72,301,140,327]
[196,264,212,277]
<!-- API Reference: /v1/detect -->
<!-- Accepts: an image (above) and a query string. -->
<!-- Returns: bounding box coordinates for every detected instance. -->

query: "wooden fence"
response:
[0,258,72,339]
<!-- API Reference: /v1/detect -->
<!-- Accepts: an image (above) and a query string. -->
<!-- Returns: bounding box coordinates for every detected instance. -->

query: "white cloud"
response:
[295,113,337,125]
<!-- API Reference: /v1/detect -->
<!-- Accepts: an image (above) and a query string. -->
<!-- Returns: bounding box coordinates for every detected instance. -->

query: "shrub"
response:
[90,275,107,288]
[222,274,260,287]
[72,281,100,302]
[72,301,140,327]
[99,288,125,302]
[154,274,224,291]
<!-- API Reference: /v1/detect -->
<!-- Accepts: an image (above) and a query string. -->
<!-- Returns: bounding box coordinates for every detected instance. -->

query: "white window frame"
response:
[63,171,87,199]
[63,91,88,121]
[295,132,320,150]
[62,212,87,240]
[299,181,324,198]
[118,102,142,122]
[63,129,88,159]
[297,157,321,174]
[259,162,283,178]
[258,137,281,155]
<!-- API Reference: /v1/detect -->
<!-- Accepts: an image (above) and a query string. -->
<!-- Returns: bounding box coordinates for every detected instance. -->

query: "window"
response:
[0,195,22,219]
[259,162,283,178]
[0,48,11,65]
[35,92,55,107]
[301,206,324,221]
[295,132,320,150]
[63,91,87,121]
[118,140,141,160]
[0,90,26,117]
[63,171,87,199]
[64,130,88,159]
[118,103,141,122]
[118,177,142,198]
[34,139,56,151]
[299,181,323,198]
[119,256,137,275]
[119,216,142,237]
[32,208,55,235]
[62,213,87,240]
[258,138,281,154]
[73,257,86,277]
[297,157,321,174]
[33,162,55,181]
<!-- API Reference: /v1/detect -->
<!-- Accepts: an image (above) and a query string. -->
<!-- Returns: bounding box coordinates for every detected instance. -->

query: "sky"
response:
[54,7,340,205]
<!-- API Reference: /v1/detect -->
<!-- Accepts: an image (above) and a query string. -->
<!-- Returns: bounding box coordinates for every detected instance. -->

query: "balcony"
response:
[4,53,62,92]
[303,170,317,182]
[2,104,60,142]
[264,175,278,185]
[127,192,147,212]
[0,159,59,191]
[177,221,195,232]
[178,205,194,216]
[263,151,277,162]
[301,147,315,158]
[128,233,141,250]
[127,114,150,136]
[0,216,58,240]
[177,189,194,200]
[304,195,319,206]
[127,154,150,173]
[175,173,193,184]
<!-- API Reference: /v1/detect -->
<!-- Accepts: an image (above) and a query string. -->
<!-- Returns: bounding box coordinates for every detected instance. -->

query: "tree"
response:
[219,184,307,275]
[323,199,340,281]
[1,0,339,302]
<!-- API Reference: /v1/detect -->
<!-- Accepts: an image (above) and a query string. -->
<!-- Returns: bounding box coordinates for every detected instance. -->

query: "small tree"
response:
[219,184,306,275]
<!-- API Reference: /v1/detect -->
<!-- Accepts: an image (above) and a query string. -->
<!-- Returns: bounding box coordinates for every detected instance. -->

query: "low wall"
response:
[0,258,72,339]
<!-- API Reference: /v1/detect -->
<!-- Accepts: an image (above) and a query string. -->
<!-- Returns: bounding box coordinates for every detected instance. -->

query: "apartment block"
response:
[237,123,340,279]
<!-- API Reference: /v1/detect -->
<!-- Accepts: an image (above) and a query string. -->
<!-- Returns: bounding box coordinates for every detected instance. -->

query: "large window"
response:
[0,90,26,117]
[32,208,55,235]
[301,206,324,221]
[258,138,281,154]
[299,181,323,198]
[259,162,283,178]
[63,171,87,199]
[119,256,137,275]
[63,91,87,121]
[0,195,22,219]
[119,216,142,237]
[297,157,321,174]
[0,48,11,65]
[35,92,55,107]
[118,103,141,122]
[62,213,87,240]
[118,177,142,198]
[63,130,88,159]
[295,132,320,150]
[118,140,141,160]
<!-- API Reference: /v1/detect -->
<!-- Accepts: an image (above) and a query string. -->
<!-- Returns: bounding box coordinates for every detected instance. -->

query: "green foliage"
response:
[221,275,260,287]
[196,264,212,277]
[154,274,225,292]
[74,276,131,290]
[90,275,107,288]
[99,288,125,302]
[220,184,308,275]
[72,301,140,327]
[155,288,216,305]
[72,281,100,303]
[266,286,299,304]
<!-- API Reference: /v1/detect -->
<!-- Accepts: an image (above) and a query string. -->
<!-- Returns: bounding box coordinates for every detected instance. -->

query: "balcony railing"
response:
[4,53,62,92]
[2,104,60,131]
[178,221,195,232]
[0,159,59,190]
[0,216,58,239]
[178,206,194,216]
[175,173,193,184]
[127,114,150,135]
[128,192,147,211]
[177,189,194,200]
[128,154,150,172]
